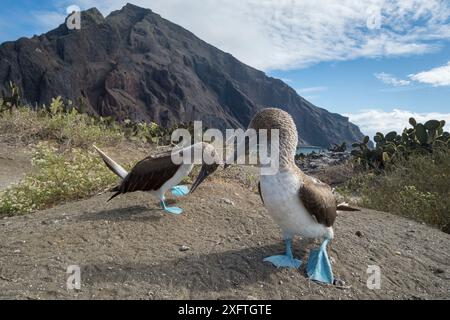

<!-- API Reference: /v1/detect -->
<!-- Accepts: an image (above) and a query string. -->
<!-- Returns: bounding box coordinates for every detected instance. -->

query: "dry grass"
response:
[0,143,125,215]
[338,150,450,233]
[0,105,123,148]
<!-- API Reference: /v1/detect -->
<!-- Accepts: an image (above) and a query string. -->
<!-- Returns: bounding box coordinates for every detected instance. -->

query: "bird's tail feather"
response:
[107,191,121,202]
[93,145,128,179]
[337,202,360,212]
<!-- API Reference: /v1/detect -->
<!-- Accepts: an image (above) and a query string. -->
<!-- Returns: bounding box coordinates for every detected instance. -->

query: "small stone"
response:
[13,249,21,253]
[433,268,445,274]
[179,245,190,252]
[355,231,363,237]
[333,279,346,286]
[221,198,235,206]
[395,251,402,256]
[279,280,283,285]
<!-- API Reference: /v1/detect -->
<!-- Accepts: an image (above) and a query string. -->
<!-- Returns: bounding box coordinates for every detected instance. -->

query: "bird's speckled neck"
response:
[249,108,298,169]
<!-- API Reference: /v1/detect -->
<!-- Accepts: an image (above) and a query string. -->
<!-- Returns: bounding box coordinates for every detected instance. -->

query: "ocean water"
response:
[297,146,324,155]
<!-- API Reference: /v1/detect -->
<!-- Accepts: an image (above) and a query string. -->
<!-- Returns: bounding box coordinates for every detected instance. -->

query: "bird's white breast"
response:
[260,169,329,239]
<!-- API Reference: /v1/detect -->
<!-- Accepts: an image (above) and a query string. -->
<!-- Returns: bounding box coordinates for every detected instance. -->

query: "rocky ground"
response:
[0,144,449,300]
[297,151,351,175]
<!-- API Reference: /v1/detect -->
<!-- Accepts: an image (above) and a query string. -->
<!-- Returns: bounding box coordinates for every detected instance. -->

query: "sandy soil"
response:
[0,143,449,300]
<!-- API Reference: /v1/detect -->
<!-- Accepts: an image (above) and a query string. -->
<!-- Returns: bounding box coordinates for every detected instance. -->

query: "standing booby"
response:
[191,108,358,284]
[94,143,219,215]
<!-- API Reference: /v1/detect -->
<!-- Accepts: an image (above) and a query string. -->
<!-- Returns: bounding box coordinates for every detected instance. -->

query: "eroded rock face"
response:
[0,4,365,147]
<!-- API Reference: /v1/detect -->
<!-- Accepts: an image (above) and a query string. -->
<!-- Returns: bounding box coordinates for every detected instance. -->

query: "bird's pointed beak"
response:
[189,164,210,194]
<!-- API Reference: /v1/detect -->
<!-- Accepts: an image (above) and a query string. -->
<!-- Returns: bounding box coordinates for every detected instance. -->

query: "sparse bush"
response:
[0,97,124,148]
[0,143,121,215]
[0,81,21,112]
[338,150,450,233]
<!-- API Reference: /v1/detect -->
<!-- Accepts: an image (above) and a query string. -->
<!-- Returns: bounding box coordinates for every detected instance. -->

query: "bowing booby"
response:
[94,143,219,215]
[191,108,359,284]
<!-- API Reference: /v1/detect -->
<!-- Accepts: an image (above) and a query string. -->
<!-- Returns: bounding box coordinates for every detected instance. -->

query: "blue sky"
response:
[1,0,450,137]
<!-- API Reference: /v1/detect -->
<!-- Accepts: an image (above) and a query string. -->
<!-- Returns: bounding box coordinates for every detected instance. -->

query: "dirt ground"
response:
[0,142,31,190]
[0,143,449,300]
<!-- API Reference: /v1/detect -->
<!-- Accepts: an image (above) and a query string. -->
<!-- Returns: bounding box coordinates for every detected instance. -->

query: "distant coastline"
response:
[297,146,324,155]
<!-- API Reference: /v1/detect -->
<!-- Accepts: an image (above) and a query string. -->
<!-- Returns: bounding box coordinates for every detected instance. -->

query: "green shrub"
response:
[0,81,21,112]
[339,150,450,233]
[0,143,120,215]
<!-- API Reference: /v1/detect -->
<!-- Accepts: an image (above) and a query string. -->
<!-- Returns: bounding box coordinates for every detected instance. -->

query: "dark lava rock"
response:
[297,151,351,174]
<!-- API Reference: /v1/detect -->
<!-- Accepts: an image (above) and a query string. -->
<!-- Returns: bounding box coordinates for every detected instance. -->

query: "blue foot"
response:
[160,200,183,215]
[306,239,334,284]
[264,255,302,269]
[264,239,302,269]
[171,185,190,197]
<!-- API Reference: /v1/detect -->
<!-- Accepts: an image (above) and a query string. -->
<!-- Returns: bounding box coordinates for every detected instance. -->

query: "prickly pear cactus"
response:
[351,117,449,170]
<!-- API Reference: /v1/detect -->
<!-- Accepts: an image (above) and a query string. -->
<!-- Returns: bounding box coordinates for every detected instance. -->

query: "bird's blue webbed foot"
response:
[160,200,183,215]
[171,185,190,197]
[306,238,334,284]
[264,239,302,269]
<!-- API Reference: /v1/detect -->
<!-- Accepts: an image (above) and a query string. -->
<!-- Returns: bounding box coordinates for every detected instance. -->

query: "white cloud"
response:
[31,10,67,30]
[409,61,450,86]
[58,0,450,71]
[66,5,81,14]
[374,72,411,86]
[280,78,292,83]
[296,86,328,94]
[344,109,450,138]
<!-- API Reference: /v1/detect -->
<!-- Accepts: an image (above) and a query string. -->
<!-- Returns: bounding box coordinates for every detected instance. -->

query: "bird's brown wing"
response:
[299,175,337,227]
[109,151,182,201]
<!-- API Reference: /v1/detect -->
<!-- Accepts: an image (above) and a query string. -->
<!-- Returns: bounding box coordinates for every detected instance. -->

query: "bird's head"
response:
[189,143,221,194]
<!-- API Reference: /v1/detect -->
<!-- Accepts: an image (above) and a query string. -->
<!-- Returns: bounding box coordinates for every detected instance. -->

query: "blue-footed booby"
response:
[191,108,359,284]
[94,143,219,215]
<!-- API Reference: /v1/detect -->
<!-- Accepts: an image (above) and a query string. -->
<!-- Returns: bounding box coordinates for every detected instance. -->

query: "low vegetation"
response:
[0,97,124,148]
[351,117,450,170]
[0,85,195,215]
[339,119,450,233]
[0,143,122,215]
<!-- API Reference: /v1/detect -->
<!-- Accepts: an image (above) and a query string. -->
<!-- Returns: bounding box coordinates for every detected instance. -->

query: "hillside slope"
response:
[0,4,364,147]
